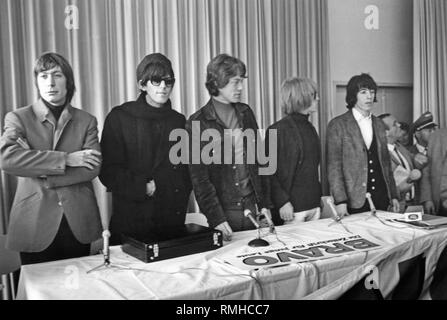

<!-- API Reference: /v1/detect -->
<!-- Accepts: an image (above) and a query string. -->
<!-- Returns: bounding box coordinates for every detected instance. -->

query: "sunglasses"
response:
[149,77,176,87]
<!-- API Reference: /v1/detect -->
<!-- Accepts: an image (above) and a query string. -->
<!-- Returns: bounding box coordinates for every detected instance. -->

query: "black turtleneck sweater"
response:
[289,112,321,212]
[42,99,66,122]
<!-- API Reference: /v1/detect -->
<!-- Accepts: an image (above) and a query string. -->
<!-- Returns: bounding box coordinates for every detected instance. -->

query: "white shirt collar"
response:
[415,143,427,154]
[352,107,372,122]
[387,143,395,152]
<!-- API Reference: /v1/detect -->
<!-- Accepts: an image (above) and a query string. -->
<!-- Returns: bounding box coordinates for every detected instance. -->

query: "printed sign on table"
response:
[222,234,382,270]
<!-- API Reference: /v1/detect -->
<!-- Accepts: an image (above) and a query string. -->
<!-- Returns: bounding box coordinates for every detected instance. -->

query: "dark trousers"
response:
[20,215,90,265]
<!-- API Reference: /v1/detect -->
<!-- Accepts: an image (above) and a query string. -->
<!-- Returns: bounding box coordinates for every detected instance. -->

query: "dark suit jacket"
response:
[420,128,447,211]
[99,95,192,242]
[0,100,102,252]
[326,110,398,209]
[266,114,320,210]
[186,99,271,228]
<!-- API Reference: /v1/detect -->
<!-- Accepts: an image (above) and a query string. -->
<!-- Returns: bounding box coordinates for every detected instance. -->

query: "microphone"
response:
[407,169,421,183]
[244,209,260,229]
[102,230,111,265]
[365,192,376,215]
[259,208,275,233]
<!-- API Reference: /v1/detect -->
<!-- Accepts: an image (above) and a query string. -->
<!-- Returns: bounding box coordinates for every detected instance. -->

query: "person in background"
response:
[99,53,192,245]
[0,52,102,264]
[186,53,272,241]
[420,128,447,216]
[409,111,437,167]
[397,121,411,148]
[267,77,321,224]
[326,73,399,216]
[379,113,420,210]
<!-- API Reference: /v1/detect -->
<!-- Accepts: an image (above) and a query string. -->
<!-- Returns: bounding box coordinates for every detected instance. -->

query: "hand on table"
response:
[424,201,435,215]
[391,199,400,213]
[335,203,349,219]
[215,221,233,241]
[279,202,294,222]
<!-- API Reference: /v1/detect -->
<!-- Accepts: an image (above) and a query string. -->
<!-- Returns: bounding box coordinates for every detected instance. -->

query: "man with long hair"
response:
[0,52,102,264]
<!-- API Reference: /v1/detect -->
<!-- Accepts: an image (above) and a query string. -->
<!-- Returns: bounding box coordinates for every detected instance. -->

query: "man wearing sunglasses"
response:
[99,53,192,245]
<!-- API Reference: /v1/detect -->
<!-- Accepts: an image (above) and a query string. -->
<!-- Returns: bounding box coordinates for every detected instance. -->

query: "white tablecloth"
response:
[16,211,447,300]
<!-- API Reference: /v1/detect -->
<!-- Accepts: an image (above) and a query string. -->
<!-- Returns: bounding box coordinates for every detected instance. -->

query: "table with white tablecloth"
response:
[16,211,447,300]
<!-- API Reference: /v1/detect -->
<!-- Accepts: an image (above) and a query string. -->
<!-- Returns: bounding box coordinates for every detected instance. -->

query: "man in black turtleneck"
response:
[0,52,103,264]
[99,53,192,245]
[187,54,272,241]
[267,77,322,225]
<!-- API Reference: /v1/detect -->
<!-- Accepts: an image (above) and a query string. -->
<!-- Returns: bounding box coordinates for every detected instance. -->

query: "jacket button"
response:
[237,202,241,206]
[362,183,366,187]
[232,166,236,169]
[173,165,177,170]
[58,201,62,206]
[235,183,239,186]
[174,189,179,193]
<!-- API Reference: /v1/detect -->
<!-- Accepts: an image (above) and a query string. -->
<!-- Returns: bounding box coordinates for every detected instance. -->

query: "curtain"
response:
[0,0,330,234]
[414,0,447,126]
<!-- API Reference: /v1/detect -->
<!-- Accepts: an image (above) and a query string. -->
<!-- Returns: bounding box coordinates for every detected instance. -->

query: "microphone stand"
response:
[244,209,270,247]
[87,230,123,273]
[365,192,388,226]
[326,198,352,233]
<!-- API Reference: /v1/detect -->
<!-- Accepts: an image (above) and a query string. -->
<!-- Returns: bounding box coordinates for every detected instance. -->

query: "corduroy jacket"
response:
[326,110,399,209]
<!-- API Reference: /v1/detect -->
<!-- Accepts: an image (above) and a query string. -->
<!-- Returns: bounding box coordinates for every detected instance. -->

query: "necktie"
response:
[394,146,408,170]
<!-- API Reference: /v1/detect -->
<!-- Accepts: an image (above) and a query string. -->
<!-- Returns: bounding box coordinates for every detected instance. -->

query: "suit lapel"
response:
[346,110,368,151]
[372,116,383,160]
[53,105,73,150]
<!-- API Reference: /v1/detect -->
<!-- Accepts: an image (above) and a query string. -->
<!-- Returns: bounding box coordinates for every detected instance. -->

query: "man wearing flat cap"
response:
[409,111,437,159]
[408,112,437,203]
[418,113,447,215]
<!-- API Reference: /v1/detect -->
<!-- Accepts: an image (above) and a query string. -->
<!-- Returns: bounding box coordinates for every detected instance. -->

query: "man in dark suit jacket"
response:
[187,54,272,241]
[420,128,447,216]
[267,77,321,224]
[379,113,420,210]
[327,74,399,216]
[0,52,102,265]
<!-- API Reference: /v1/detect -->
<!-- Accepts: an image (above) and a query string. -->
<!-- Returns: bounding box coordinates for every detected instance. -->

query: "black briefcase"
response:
[121,223,223,263]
